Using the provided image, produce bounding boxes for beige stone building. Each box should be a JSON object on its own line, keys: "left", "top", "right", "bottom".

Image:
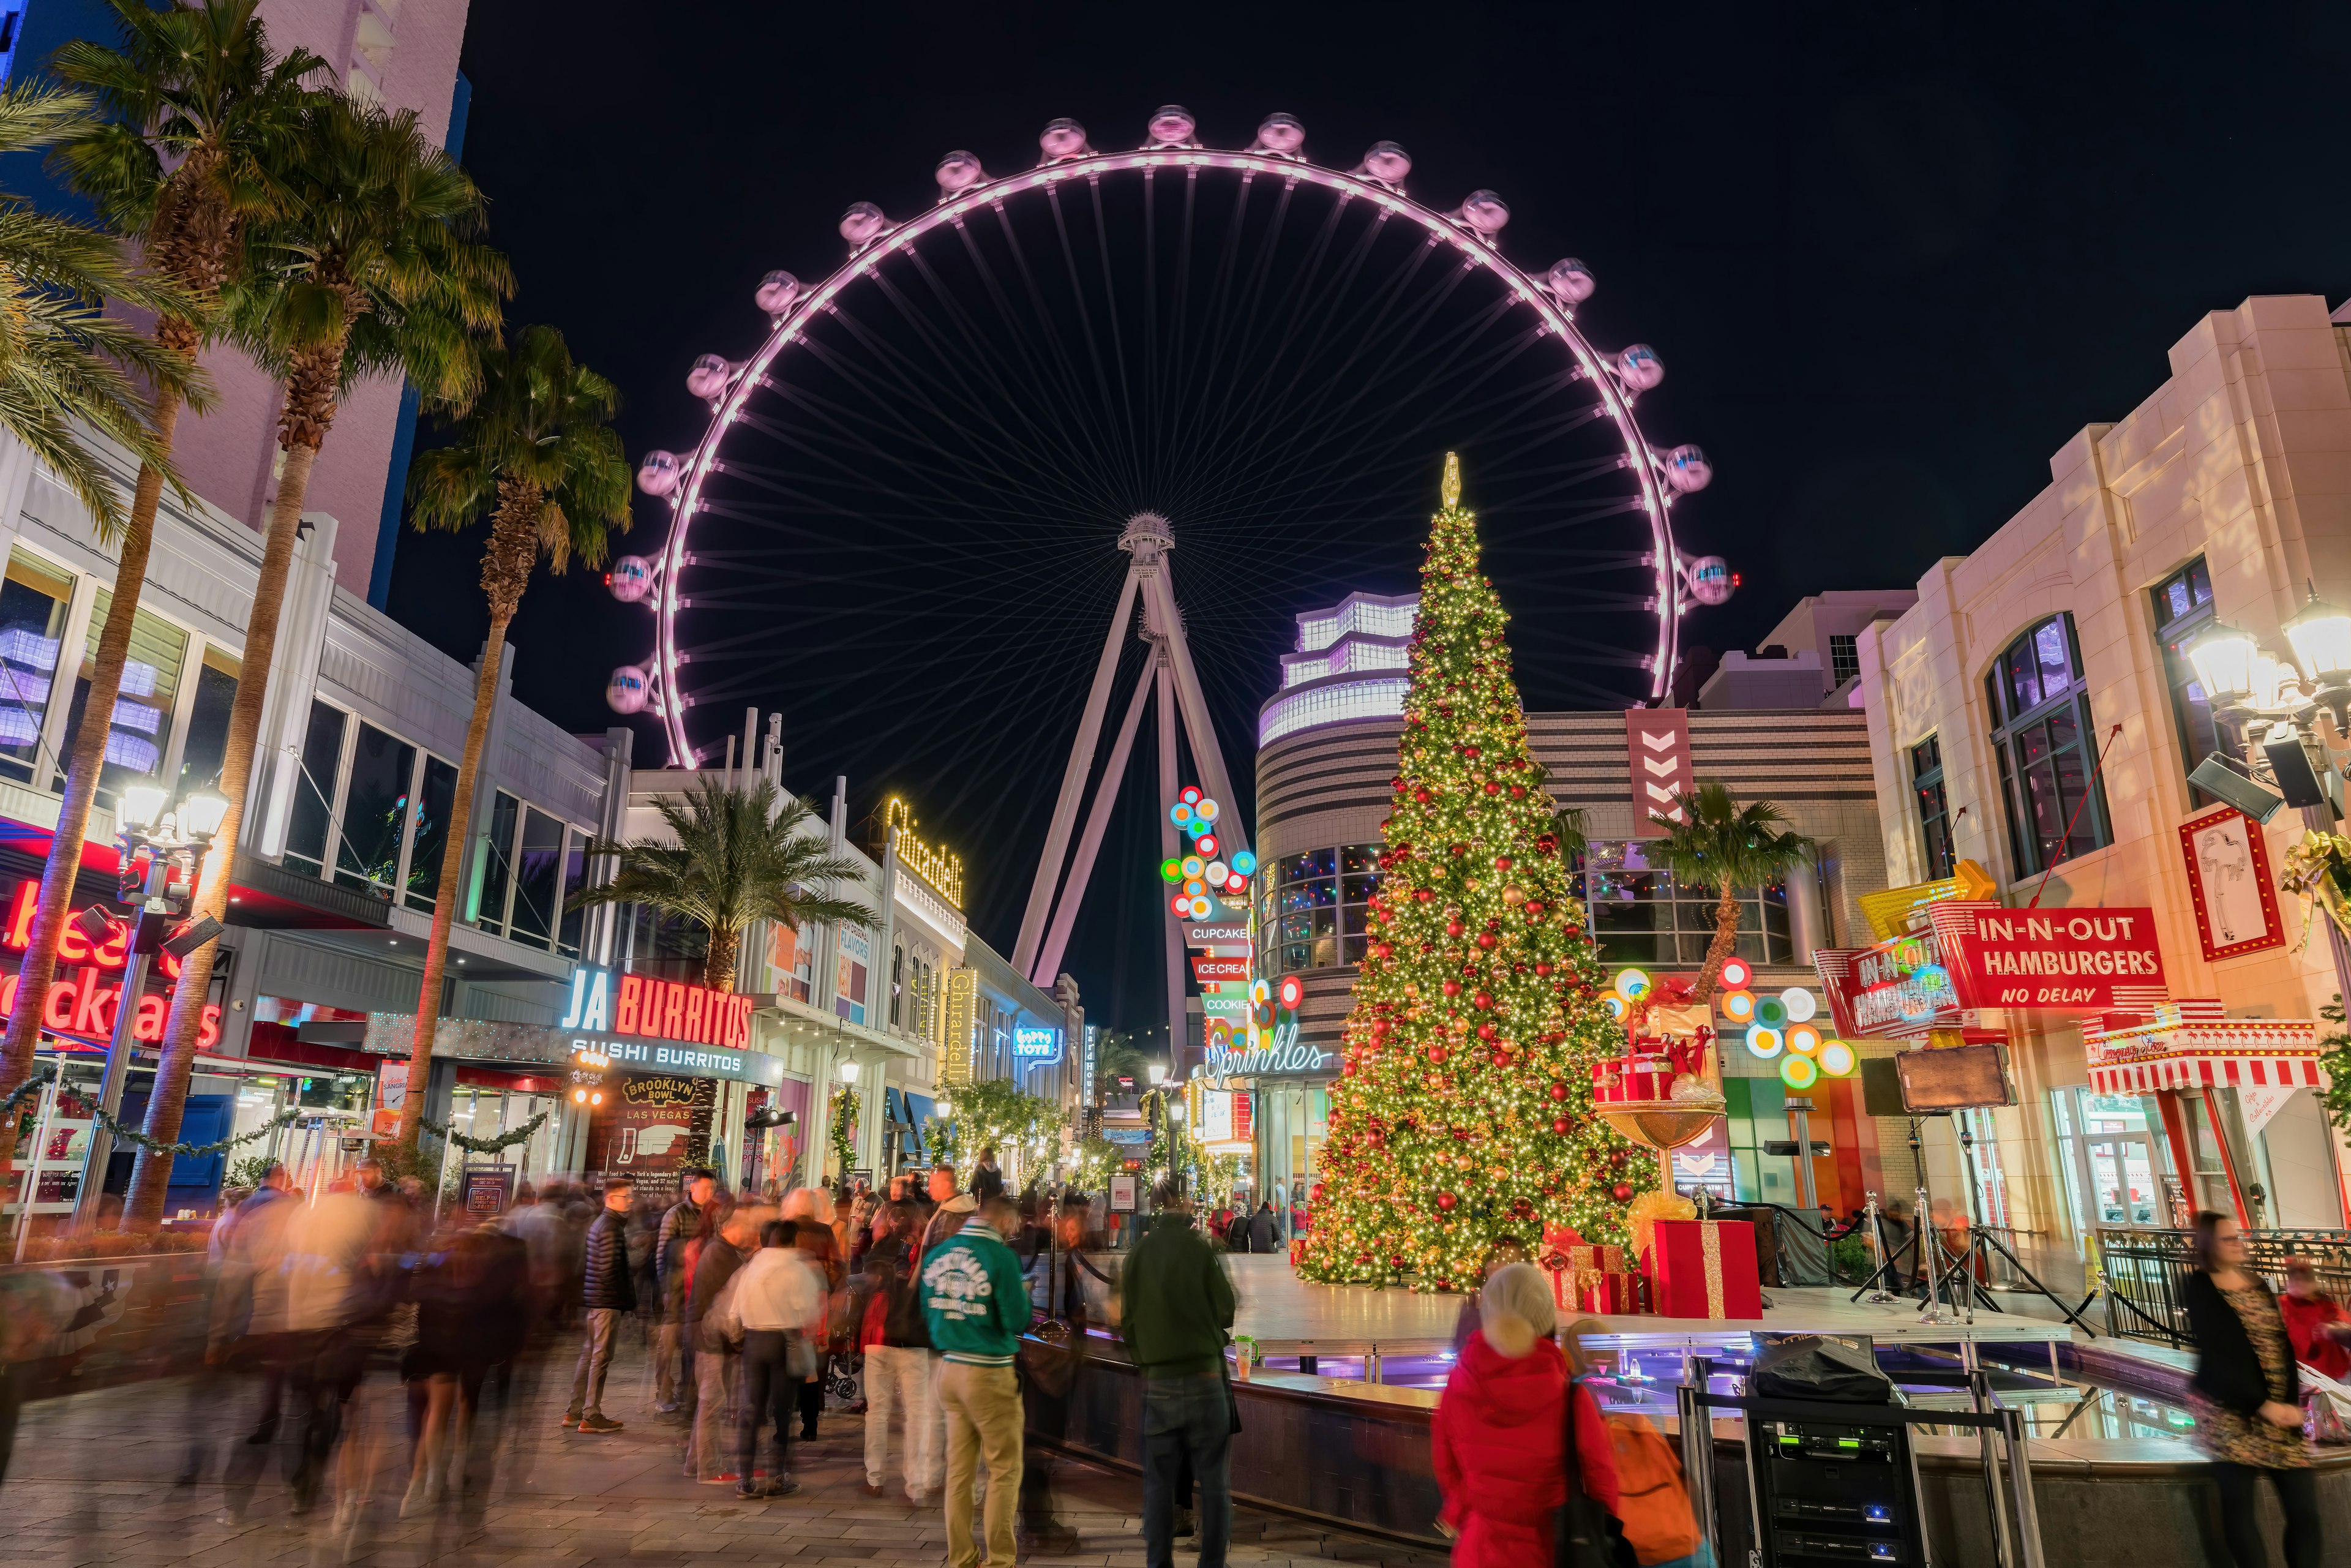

{"left": 1853, "top": 294, "right": 2351, "bottom": 1262}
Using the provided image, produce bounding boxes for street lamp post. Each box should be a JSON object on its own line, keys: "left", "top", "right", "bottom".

{"left": 71, "top": 786, "right": 228, "bottom": 1233}
{"left": 2184, "top": 587, "right": 2351, "bottom": 1011}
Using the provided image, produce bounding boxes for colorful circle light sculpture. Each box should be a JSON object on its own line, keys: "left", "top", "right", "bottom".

{"left": 1159, "top": 858, "right": 1182, "bottom": 883}
{"left": 1753, "top": 994, "right": 1788, "bottom": 1030}
{"left": 1224, "top": 874, "right": 1248, "bottom": 895}
{"left": 1602, "top": 993, "right": 1627, "bottom": 1020}
{"left": 1197, "top": 833, "right": 1218, "bottom": 858}
{"left": 1278, "top": 975, "right": 1305, "bottom": 1010}
{"left": 1232, "top": 849, "right": 1258, "bottom": 876}
{"left": 1250, "top": 978, "right": 1271, "bottom": 1005}
{"left": 1719, "top": 956, "right": 1753, "bottom": 990}
{"left": 1171, "top": 803, "right": 1194, "bottom": 826}
{"left": 1719, "top": 989, "right": 1758, "bottom": 1024}
{"left": 1786, "top": 1022, "right": 1823, "bottom": 1057}
{"left": 1614, "top": 967, "right": 1652, "bottom": 1002}
{"left": 1187, "top": 894, "right": 1212, "bottom": 918}
{"left": 1168, "top": 894, "right": 1191, "bottom": 915}
{"left": 1196, "top": 798, "right": 1220, "bottom": 823}
{"left": 1182, "top": 855, "right": 1205, "bottom": 879}
{"left": 629, "top": 110, "right": 1707, "bottom": 763}
{"left": 1180, "top": 786, "right": 1202, "bottom": 806}
{"left": 1780, "top": 1054, "right": 1820, "bottom": 1091}
{"left": 1780, "top": 987, "right": 1817, "bottom": 1023}
{"left": 1745, "top": 1025, "right": 1783, "bottom": 1059}
{"left": 1818, "top": 1040, "right": 1857, "bottom": 1078}
{"left": 1183, "top": 878, "right": 1206, "bottom": 896}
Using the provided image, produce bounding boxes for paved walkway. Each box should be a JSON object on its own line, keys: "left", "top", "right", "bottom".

{"left": 0, "top": 1332, "right": 1447, "bottom": 1568}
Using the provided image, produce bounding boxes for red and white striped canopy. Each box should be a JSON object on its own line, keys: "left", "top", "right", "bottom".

{"left": 2088, "top": 1052, "right": 2327, "bottom": 1097}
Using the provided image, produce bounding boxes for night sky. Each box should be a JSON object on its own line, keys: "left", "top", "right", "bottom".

{"left": 383, "top": 1, "right": 2351, "bottom": 1030}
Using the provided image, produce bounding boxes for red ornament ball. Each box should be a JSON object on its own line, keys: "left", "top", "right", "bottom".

{"left": 1414, "top": 788, "right": 1432, "bottom": 803}
{"left": 1436, "top": 1191, "right": 1459, "bottom": 1211}
{"left": 1374, "top": 942, "right": 1393, "bottom": 958}
{"left": 1548, "top": 1082, "right": 1569, "bottom": 1101}
{"left": 1535, "top": 962, "right": 1554, "bottom": 977}
{"left": 1310, "top": 1183, "right": 1327, "bottom": 1204}
{"left": 1483, "top": 782, "right": 1501, "bottom": 796}
{"left": 1445, "top": 920, "right": 1466, "bottom": 937}
{"left": 1611, "top": 1184, "right": 1634, "bottom": 1202}
{"left": 1472, "top": 990, "right": 1493, "bottom": 1010}
{"left": 1427, "top": 1046, "right": 1448, "bottom": 1065}
{"left": 1441, "top": 979, "right": 1462, "bottom": 997}
{"left": 1476, "top": 932, "right": 1498, "bottom": 950}
{"left": 1476, "top": 1022, "right": 1499, "bottom": 1041}
{"left": 1414, "top": 887, "right": 1434, "bottom": 903}
{"left": 1491, "top": 1051, "right": 1510, "bottom": 1066}
{"left": 1493, "top": 855, "right": 1514, "bottom": 871}
{"left": 1552, "top": 1116, "right": 1573, "bottom": 1135}
{"left": 1607, "top": 1148, "right": 1629, "bottom": 1169}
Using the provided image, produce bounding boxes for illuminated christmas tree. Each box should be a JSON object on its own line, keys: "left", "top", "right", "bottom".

{"left": 1299, "top": 454, "right": 1652, "bottom": 1290}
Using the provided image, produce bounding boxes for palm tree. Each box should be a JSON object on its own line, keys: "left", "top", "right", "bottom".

{"left": 122, "top": 94, "right": 509, "bottom": 1228}
{"left": 1646, "top": 780, "right": 1816, "bottom": 1001}
{"left": 569, "top": 779, "right": 876, "bottom": 994}
{"left": 0, "top": 78, "right": 217, "bottom": 1167}
{"left": 0, "top": 0, "right": 312, "bottom": 1142}
{"left": 394, "top": 324, "right": 630, "bottom": 1146}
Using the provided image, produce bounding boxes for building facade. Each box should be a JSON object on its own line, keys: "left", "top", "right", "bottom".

{"left": 1852, "top": 293, "right": 2351, "bottom": 1264}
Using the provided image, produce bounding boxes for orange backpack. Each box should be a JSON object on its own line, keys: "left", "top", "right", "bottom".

{"left": 1603, "top": 1411, "right": 1704, "bottom": 1564}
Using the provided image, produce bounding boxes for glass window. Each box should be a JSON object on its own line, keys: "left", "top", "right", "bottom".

{"left": 559, "top": 833, "right": 587, "bottom": 957}
{"left": 402, "top": 755, "right": 459, "bottom": 913}
{"left": 335, "top": 723, "right": 416, "bottom": 894}
{"left": 2149, "top": 558, "right": 2240, "bottom": 804}
{"left": 1829, "top": 633, "right": 1860, "bottom": 686}
{"left": 283, "top": 702, "right": 348, "bottom": 878}
{"left": 0, "top": 549, "right": 72, "bottom": 786}
{"left": 59, "top": 587, "right": 187, "bottom": 803}
{"left": 470, "top": 790, "right": 519, "bottom": 934}
{"left": 1573, "top": 838, "right": 1799, "bottom": 966}
{"left": 1910, "top": 735, "right": 1954, "bottom": 879}
{"left": 175, "top": 648, "right": 238, "bottom": 794}
{"left": 509, "top": 808, "right": 566, "bottom": 949}
{"left": 1984, "top": 613, "right": 2110, "bottom": 877}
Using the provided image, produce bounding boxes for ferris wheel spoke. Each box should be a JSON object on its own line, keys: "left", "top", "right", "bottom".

{"left": 988, "top": 200, "right": 1144, "bottom": 505}
{"left": 1159, "top": 168, "right": 1260, "bottom": 487}
{"left": 852, "top": 267, "right": 1120, "bottom": 510}
{"left": 800, "top": 302, "right": 1122, "bottom": 520}
{"left": 1043, "top": 182, "right": 1144, "bottom": 501}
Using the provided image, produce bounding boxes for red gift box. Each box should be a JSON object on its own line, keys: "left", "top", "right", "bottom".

{"left": 1288, "top": 1237, "right": 1306, "bottom": 1267}
{"left": 1646, "top": 1219, "right": 1761, "bottom": 1320}
{"left": 1589, "top": 1053, "right": 1676, "bottom": 1105}
{"left": 1578, "top": 1271, "right": 1643, "bottom": 1316}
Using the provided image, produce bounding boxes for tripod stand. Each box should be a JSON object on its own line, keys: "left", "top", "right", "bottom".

{"left": 1935, "top": 1116, "right": 2101, "bottom": 1334}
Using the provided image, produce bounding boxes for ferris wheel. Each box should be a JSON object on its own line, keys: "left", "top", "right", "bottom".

{"left": 610, "top": 106, "right": 1728, "bottom": 771}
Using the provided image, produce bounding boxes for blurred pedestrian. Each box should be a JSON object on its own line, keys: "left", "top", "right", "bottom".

{"left": 2279, "top": 1255, "right": 2351, "bottom": 1382}
{"left": 657, "top": 1170, "right": 716, "bottom": 1416}
{"left": 970, "top": 1146, "right": 1006, "bottom": 1204}
{"left": 1433, "top": 1263, "right": 1619, "bottom": 1568}
{"left": 784, "top": 1187, "right": 844, "bottom": 1440}
{"left": 1450, "top": 1236, "right": 1531, "bottom": 1353}
{"left": 565, "top": 1179, "right": 636, "bottom": 1433}
{"left": 924, "top": 1195, "right": 1030, "bottom": 1568}
{"left": 1120, "top": 1191, "right": 1235, "bottom": 1568}
{"left": 1248, "top": 1201, "right": 1277, "bottom": 1254}
{"left": 2184, "top": 1212, "right": 2320, "bottom": 1568}
{"left": 687, "top": 1204, "right": 756, "bottom": 1482}
{"left": 735, "top": 1214, "right": 822, "bottom": 1498}
{"left": 402, "top": 1220, "right": 527, "bottom": 1515}
{"left": 859, "top": 1203, "right": 936, "bottom": 1500}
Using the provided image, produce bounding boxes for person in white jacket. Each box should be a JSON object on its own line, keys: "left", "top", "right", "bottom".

{"left": 729, "top": 1217, "right": 827, "bottom": 1499}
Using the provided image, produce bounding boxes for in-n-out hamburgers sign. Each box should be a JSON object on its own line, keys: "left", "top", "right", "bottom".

{"left": 1815, "top": 901, "right": 2169, "bottom": 1035}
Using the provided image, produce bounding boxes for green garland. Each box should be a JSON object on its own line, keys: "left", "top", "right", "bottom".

{"left": 96, "top": 1105, "right": 302, "bottom": 1158}
{"left": 829, "top": 1087, "right": 858, "bottom": 1177}
{"left": 419, "top": 1108, "right": 549, "bottom": 1155}
{"left": 0, "top": 1063, "right": 58, "bottom": 1123}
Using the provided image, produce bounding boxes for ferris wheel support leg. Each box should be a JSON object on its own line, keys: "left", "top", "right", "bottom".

{"left": 1014, "top": 566, "right": 1142, "bottom": 976}
{"left": 1143, "top": 566, "right": 1246, "bottom": 853}
{"left": 1156, "top": 660, "right": 1192, "bottom": 1072}
{"left": 1030, "top": 664, "right": 1157, "bottom": 988}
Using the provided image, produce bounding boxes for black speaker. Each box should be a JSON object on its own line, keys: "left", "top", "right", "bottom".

{"left": 1860, "top": 1057, "right": 1908, "bottom": 1119}
{"left": 2263, "top": 732, "right": 2332, "bottom": 810}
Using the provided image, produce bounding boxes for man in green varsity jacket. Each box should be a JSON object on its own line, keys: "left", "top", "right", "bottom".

{"left": 922, "top": 1196, "right": 1029, "bottom": 1568}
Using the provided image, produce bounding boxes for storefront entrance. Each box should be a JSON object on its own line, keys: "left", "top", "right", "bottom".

{"left": 2053, "top": 1089, "right": 2171, "bottom": 1233}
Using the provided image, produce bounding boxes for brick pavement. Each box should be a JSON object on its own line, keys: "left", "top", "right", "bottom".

{"left": 0, "top": 1332, "right": 1449, "bottom": 1568}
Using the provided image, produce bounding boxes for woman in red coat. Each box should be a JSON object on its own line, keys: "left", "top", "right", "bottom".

{"left": 1433, "top": 1262, "right": 1620, "bottom": 1566}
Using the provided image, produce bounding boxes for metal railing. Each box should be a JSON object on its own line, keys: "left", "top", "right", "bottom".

{"left": 2095, "top": 1226, "right": 2351, "bottom": 1345}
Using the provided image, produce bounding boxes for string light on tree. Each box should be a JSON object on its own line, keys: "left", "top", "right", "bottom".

{"left": 1300, "top": 454, "right": 1651, "bottom": 1292}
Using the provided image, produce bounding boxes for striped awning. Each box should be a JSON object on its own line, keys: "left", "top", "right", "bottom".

{"left": 2089, "top": 1052, "right": 2327, "bottom": 1097}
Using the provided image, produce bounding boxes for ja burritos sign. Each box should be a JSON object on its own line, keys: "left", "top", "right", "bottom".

{"left": 1927, "top": 902, "right": 2168, "bottom": 1014}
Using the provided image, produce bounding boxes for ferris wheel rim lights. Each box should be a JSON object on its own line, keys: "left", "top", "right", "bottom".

{"left": 629, "top": 115, "right": 1706, "bottom": 765}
